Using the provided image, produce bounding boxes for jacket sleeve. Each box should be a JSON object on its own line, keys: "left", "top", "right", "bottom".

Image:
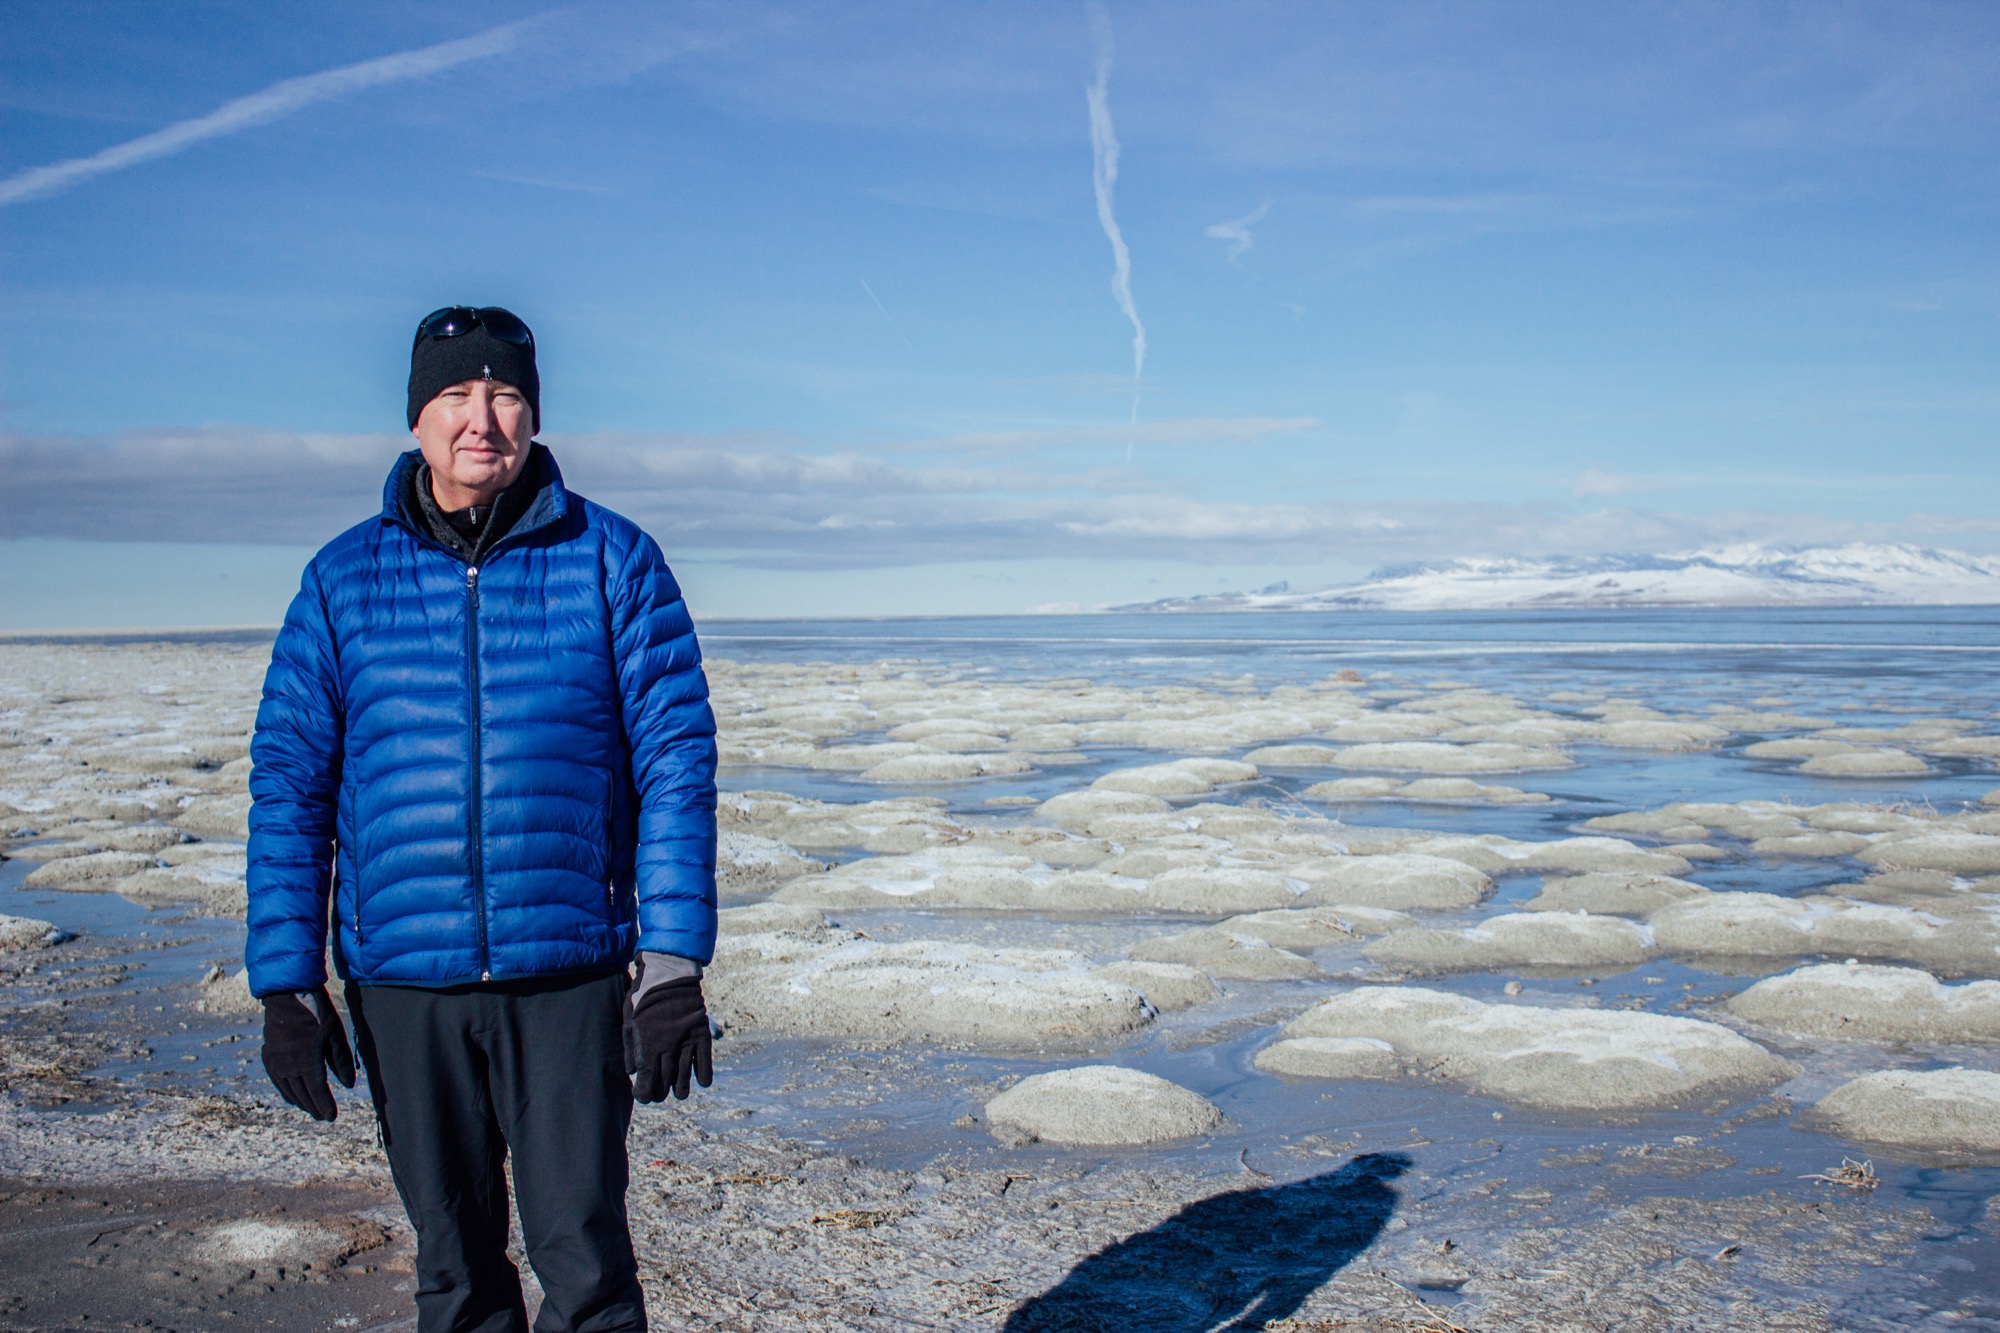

{"left": 610, "top": 531, "right": 719, "bottom": 963}
{"left": 245, "top": 564, "right": 344, "bottom": 996}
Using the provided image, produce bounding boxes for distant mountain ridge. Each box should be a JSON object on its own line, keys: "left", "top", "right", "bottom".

{"left": 1119, "top": 543, "right": 2000, "bottom": 612}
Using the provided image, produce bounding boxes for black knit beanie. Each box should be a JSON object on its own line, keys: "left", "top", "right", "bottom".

{"left": 407, "top": 310, "right": 541, "bottom": 430}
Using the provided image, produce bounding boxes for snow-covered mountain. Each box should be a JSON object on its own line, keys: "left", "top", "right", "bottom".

{"left": 1121, "top": 544, "right": 2000, "bottom": 612}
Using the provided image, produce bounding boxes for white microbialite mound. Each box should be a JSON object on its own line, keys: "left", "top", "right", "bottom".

{"left": 1522, "top": 873, "right": 1709, "bottom": 916}
{"left": 1362, "top": 911, "right": 1656, "bottom": 975}
{"left": 0, "top": 913, "right": 65, "bottom": 950}
{"left": 773, "top": 845, "right": 1070, "bottom": 911}
{"left": 1858, "top": 833, "right": 2000, "bottom": 876}
{"left": 1304, "top": 776, "right": 1552, "bottom": 805}
{"left": 984, "top": 1066, "right": 1223, "bottom": 1146}
{"left": 1727, "top": 963, "right": 2000, "bottom": 1043}
{"left": 1808, "top": 1068, "right": 2000, "bottom": 1158}
{"left": 702, "top": 918, "right": 1167, "bottom": 1048}
{"left": 1329, "top": 742, "right": 1575, "bottom": 774}
{"left": 1463, "top": 835, "right": 1697, "bottom": 876}
{"left": 1127, "top": 906, "right": 1411, "bottom": 982}
{"left": 199, "top": 1217, "right": 376, "bottom": 1272}
{"left": 1131, "top": 928, "right": 1321, "bottom": 981}
{"left": 195, "top": 966, "right": 261, "bottom": 1017}
{"left": 1291, "top": 855, "right": 1493, "bottom": 910}
{"left": 1091, "top": 962, "right": 1220, "bottom": 1012}
{"left": 1256, "top": 986, "right": 1796, "bottom": 1112}
{"left": 1798, "top": 750, "right": 1933, "bottom": 777}
{"left": 1648, "top": 892, "right": 2000, "bottom": 976}
{"left": 1219, "top": 905, "right": 1414, "bottom": 947}
{"left": 1090, "top": 759, "right": 1260, "bottom": 796}
{"left": 716, "top": 831, "right": 827, "bottom": 899}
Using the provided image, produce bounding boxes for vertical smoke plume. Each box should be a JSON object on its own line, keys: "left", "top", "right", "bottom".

{"left": 1086, "top": 4, "right": 1145, "bottom": 430}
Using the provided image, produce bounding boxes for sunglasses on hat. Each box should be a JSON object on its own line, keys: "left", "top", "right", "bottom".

{"left": 414, "top": 306, "right": 534, "bottom": 351}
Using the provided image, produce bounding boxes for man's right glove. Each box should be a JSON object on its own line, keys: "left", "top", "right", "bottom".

{"left": 624, "top": 974, "right": 714, "bottom": 1102}
{"left": 261, "top": 986, "right": 356, "bottom": 1122}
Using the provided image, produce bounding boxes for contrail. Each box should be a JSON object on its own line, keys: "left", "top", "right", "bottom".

{"left": 0, "top": 20, "right": 532, "bottom": 207}
{"left": 1086, "top": 4, "right": 1145, "bottom": 433}
{"left": 859, "top": 278, "right": 919, "bottom": 357}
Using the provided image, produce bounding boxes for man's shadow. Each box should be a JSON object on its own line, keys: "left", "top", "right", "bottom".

{"left": 1003, "top": 1152, "right": 1411, "bottom": 1333}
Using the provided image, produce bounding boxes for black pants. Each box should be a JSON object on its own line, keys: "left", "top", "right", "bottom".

{"left": 348, "top": 970, "right": 646, "bottom": 1333}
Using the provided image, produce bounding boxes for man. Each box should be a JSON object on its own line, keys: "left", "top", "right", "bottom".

{"left": 246, "top": 305, "right": 717, "bottom": 1333}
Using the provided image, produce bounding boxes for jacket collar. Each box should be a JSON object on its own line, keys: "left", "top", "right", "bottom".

{"left": 382, "top": 443, "right": 569, "bottom": 550}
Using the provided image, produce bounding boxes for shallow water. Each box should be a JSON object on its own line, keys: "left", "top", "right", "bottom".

{"left": 0, "top": 852, "right": 254, "bottom": 1099}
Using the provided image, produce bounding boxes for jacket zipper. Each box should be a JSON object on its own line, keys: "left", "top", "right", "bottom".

{"left": 467, "top": 564, "right": 491, "bottom": 981}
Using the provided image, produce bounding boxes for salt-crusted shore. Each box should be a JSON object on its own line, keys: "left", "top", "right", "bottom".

{"left": 4, "top": 639, "right": 2000, "bottom": 1328}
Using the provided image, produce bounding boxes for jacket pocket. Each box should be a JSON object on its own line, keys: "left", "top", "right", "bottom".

{"left": 340, "top": 781, "right": 368, "bottom": 944}
{"left": 595, "top": 764, "right": 619, "bottom": 921}
{"left": 348, "top": 850, "right": 373, "bottom": 945}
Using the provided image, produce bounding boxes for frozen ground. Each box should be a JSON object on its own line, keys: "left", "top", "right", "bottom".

{"left": 3, "top": 609, "right": 1999, "bottom": 1331}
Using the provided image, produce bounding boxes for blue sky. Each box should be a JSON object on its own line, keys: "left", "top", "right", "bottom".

{"left": 3, "top": 1, "right": 1998, "bottom": 623}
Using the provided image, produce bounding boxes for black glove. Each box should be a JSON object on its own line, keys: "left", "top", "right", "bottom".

{"left": 261, "top": 986, "right": 356, "bottom": 1121}
{"left": 624, "top": 975, "right": 714, "bottom": 1102}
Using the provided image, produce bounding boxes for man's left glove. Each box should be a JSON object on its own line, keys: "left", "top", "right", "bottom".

{"left": 624, "top": 973, "right": 714, "bottom": 1102}
{"left": 261, "top": 986, "right": 356, "bottom": 1122}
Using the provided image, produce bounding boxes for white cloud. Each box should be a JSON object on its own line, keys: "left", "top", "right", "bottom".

{"left": 1205, "top": 201, "right": 1271, "bottom": 261}
{"left": 1060, "top": 497, "right": 1334, "bottom": 542}
{"left": 4, "top": 425, "right": 1982, "bottom": 571}
{"left": 0, "top": 19, "right": 533, "bottom": 207}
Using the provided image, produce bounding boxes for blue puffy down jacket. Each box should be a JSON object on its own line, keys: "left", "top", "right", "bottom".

{"left": 244, "top": 446, "right": 718, "bottom": 996}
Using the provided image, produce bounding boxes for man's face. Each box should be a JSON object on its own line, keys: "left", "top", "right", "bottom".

{"left": 412, "top": 378, "right": 534, "bottom": 508}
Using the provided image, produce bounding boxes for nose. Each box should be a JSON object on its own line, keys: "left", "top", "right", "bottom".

{"left": 466, "top": 385, "right": 497, "bottom": 436}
